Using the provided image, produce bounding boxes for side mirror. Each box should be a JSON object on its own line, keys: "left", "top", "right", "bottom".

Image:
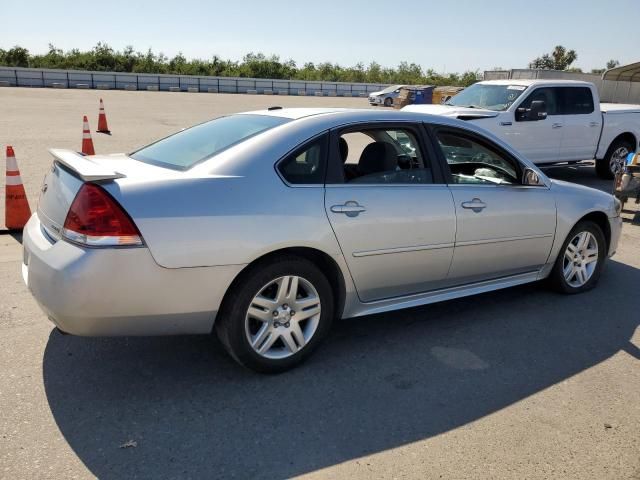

{"left": 516, "top": 100, "right": 548, "bottom": 121}
{"left": 523, "top": 168, "right": 545, "bottom": 186}
{"left": 529, "top": 100, "right": 548, "bottom": 120}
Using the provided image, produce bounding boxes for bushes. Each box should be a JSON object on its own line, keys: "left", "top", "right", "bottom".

{"left": 0, "top": 43, "right": 479, "bottom": 87}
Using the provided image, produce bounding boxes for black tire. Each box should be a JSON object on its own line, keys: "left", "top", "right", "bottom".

{"left": 215, "top": 255, "right": 334, "bottom": 373}
{"left": 596, "top": 138, "right": 634, "bottom": 179}
{"left": 384, "top": 97, "right": 393, "bottom": 107}
{"left": 548, "top": 221, "right": 606, "bottom": 294}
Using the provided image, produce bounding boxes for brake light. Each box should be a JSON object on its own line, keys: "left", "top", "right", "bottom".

{"left": 62, "top": 183, "right": 143, "bottom": 247}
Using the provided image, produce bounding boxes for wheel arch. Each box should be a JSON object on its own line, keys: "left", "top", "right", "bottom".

{"left": 602, "top": 132, "right": 637, "bottom": 159}
{"left": 575, "top": 211, "right": 611, "bottom": 252}
{"left": 214, "top": 246, "right": 347, "bottom": 329}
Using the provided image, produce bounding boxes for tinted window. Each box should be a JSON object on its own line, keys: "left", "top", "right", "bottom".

{"left": 436, "top": 130, "right": 520, "bottom": 185}
{"left": 278, "top": 136, "right": 326, "bottom": 184}
{"left": 337, "top": 127, "right": 434, "bottom": 184}
{"left": 559, "top": 87, "right": 594, "bottom": 114}
{"left": 518, "top": 87, "right": 559, "bottom": 116}
{"left": 446, "top": 83, "right": 526, "bottom": 111}
{"left": 131, "top": 114, "right": 289, "bottom": 170}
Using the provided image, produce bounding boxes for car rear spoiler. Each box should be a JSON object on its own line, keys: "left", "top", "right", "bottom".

{"left": 49, "top": 149, "right": 126, "bottom": 181}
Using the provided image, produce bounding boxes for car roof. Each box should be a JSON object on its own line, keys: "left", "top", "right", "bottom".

{"left": 239, "top": 108, "right": 353, "bottom": 119}
{"left": 191, "top": 107, "right": 541, "bottom": 177}
{"left": 239, "top": 107, "right": 462, "bottom": 125}
{"left": 479, "top": 79, "right": 594, "bottom": 87}
{"left": 237, "top": 107, "right": 494, "bottom": 137}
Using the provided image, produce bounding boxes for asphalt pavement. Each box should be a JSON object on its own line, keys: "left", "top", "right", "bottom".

{"left": 0, "top": 88, "right": 639, "bottom": 479}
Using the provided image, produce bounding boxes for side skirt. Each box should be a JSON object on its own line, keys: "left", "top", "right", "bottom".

{"left": 345, "top": 271, "right": 541, "bottom": 318}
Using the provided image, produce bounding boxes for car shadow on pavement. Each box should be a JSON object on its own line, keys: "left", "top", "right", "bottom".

{"left": 42, "top": 259, "right": 640, "bottom": 480}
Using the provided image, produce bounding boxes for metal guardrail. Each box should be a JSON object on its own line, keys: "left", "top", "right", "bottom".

{"left": 0, "top": 67, "right": 388, "bottom": 97}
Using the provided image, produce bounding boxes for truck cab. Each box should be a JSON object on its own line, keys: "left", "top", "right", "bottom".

{"left": 403, "top": 80, "right": 640, "bottom": 178}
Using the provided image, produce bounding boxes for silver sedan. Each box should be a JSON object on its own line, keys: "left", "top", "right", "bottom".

{"left": 22, "top": 108, "right": 623, "bottom": 372}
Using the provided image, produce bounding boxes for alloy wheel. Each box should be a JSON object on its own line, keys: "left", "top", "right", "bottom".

{"left": 562, "top": 231, "right": 599, "bottom": 288}
{"left": 245, "top": 275, "right": 321, "bottom": 359}
{"left": 609, "top": 146, "right": 629, "bottom": 176}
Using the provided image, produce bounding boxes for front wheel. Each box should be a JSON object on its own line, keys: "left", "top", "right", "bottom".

{"left": 596, "top": 139, "right": 633, "bottom": 179}
{"left": 384, "top": 97, "right": 393, "bottom": 107}
{"left": 215, "top": 256, "right": 334, "bottom": 373}
{"left": 548, "top": 221, "right": 606, "bottom": 294}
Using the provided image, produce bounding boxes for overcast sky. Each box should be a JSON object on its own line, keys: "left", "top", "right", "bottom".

{"left": 2, "top": 0, "right": 639, "bottom": 72}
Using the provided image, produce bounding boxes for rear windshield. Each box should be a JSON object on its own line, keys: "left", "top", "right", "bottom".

{"left": 131, "top": 114, "right": 290, "bottom": 170}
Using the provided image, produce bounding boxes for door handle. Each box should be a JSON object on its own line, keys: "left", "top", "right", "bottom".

{"left": 461, "top": 198, "right": 486, "bottom": 213}
{"left": 331, "top": 201, "right": 366, "bottom": 217}
{"left": 552, "top": 123, "right": 563, "bottom": 129}
{"left": 589, "top": 121, "right": 600, "bottom": 127}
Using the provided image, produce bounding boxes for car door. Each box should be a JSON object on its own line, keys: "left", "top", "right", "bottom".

{"left": 506, "top": 86, "right": 563, "bottom": 163}
{"left": 432, "top": 126, "right": 556, "bottom": 285}
{"left": 556, "top": 86, "right": 601, "bottom": 161}
{"left": 324, "top": 122, "right": 456, "bottom": 303}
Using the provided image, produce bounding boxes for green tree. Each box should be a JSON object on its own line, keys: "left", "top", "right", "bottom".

{"left": 591, "top": 59, "right": 621, "bottom": 75}
{"left": 529, "top": 45, "right": 577, "bottom": 70}
{"left": 3, "top": 46, "right": 30, "bottom": 67}
{"left": 606, "top": 59, "right": 620, "bottom": 70}
{"left": 0, "top": 43, "right": 482, "bottom": 87}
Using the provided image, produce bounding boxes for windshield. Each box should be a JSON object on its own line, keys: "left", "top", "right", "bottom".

{"left": 445, "top": 83, "right": 527, "bottom": 111}
{"left": 380, "top": 84, "right": 403, "bottom": 94}
{"left": 131, "top": 114, "right": 290, "bottom": 170}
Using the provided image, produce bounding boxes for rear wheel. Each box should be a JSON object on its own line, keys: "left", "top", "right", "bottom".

{"left": 596, "top": 139, "right": 633, "bottom": 179}
{"left": 215, "top": 256, "right": 334, "bottom": 373}
{"left": 548, "top": 221, "right": 606, "bottom": 294}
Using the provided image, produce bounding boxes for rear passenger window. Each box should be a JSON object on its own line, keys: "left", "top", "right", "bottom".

{"left": 559, "top": 87, "right": 594, "bottom": 114}
{"left": 336, "top": 127, "right": 434, "bottom": 184}
{"left": 278, "top": 136, "right": 326, "bottom": 185}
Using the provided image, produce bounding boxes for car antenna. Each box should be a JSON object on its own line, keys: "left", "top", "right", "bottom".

{"left": 267, "top": 106, "right": 283, "bottom": 111}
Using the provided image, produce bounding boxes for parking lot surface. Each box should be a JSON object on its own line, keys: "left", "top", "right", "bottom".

{"left": 1, "top": 88, "right": 639, "bottom": 479}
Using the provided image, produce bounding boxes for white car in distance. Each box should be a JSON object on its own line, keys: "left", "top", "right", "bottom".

{"left": 368, "top": 85, "right": 405, "bottom": 107}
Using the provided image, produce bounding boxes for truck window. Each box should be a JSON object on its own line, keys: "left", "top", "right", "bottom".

{"left": 559, "top": 87, "right": 594, "bottom": 115}
{"left": 517, "top": 88, "right": 559, "bottom": 116}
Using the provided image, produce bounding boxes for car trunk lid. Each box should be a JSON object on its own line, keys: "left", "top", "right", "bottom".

{"left": 38, "top": 150, "right": 128, "bottom": 240}
{"left": 38, "top": 149, "right": 185, "bottom": 241}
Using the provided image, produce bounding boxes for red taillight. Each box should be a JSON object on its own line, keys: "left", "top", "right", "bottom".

{"left": 62, "top": 183, "right": 143, "bottom": 247}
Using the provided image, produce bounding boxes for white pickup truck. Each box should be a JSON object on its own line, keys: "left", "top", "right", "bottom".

{"left": 403, "top": 79, "right": 640, "bottom": 178}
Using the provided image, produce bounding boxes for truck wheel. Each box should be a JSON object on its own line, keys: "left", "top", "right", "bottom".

{"left": 596, "top": 139, "right": 633, "bottom": 179}
{"left": 384, "top": 97, "right": 393, "bottom": 107}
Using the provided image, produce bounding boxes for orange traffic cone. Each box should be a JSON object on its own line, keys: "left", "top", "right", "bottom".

{"left": 96, "top": 98, "right": 111, "bottom": 134}
{"left": 5, "top": 146, "right": 32, "bottom": 230}
{"left": 81, "top": 116, "right": 95, "bottom": 155}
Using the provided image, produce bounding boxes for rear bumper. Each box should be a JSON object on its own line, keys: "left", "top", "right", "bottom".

{"left": 22, "top": 214, "right": 244, "bottom": 336}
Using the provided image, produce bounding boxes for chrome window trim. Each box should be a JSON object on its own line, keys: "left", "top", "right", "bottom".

{"left": 446, "top": 183, "right": 551, "bottom": 190}
{"left": 324, "top": 182, "right": 449, "bottom": 189}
